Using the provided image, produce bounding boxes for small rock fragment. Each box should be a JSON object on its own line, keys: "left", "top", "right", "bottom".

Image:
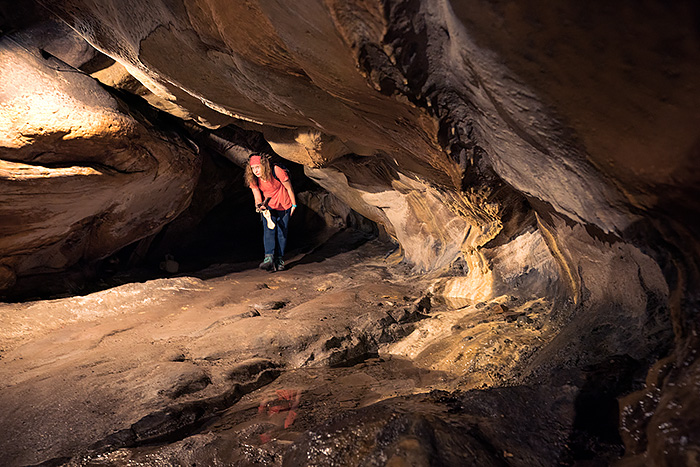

{"left": 227, "top": 358, "right": 279, "bottom": 383}
{"left": 242, "top": 309, "right": 261, "bottom": 318}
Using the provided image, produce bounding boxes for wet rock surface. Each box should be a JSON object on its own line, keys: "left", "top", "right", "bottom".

{"left": 0, "top": 237, "right": 413, "bottom": 465}
{"left": 1, "top": 1, "right": 699, "bottom": 465}
{"left": 284, "top": 386, "right": 577, "bottom": 467}
{"left": 0, "top": 236, "right": 632, "bottom": 466}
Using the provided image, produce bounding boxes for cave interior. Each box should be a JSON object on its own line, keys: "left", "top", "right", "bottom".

{"left": 0, "top": 1, "right": 699, "bottom": 466}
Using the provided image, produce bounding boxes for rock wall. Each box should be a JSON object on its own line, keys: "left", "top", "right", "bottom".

{"left": 0, "top": 30, "right": 200, "bottom": 291}
{"left": 1, "top": 0, "right": 699, "bottom": 463}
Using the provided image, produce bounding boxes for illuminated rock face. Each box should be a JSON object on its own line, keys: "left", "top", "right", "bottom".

{"left": 0, "top": 33, "right": 200, "bottom": 289}
{"left": 1, "top": 0, "right": 699, "bottom": 463}
{"left": 4, "top": 2, "right": 698, "bottom": 284}
{"left": 27, "top": 0, "right": 697, "bottom": 272}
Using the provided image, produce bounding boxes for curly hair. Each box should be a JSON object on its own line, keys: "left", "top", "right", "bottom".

{"left": 244, "top": 153, "right": 272, "bottom": 188}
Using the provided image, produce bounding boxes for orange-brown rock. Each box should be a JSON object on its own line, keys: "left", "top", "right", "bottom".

{"left": 1, "top": 1, "right": 699, "bottom": 465}
{"left": 0, "top": 36, "right": 200, "bottom": 289}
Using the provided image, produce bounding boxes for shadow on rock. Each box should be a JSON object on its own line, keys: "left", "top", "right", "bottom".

{"left": 283, "top": 385, "right": 577, "bottom": 467}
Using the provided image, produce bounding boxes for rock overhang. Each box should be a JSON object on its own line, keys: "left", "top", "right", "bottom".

{"left": 1, "top": 1, "right": 699, "bottom": 463}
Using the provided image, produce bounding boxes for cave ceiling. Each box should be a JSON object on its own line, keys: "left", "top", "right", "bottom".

{"left": 0, "top": 0, "right": 699, "bottom": 464}
{"left": 1, "top": 1, "right": 698, "bottom": 284}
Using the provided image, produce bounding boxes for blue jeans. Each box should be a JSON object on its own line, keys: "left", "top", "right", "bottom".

{"left": 262, "top": 208, "right": 290, "bottom": 259}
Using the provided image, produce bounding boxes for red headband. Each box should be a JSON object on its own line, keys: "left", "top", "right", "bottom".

{"left": 249, "top": 155, "right": 261, "bottom": 165}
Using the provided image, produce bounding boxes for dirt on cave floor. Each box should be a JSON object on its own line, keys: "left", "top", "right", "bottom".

{"left": 0, "top": 229, "right": 566, "bottom": 466}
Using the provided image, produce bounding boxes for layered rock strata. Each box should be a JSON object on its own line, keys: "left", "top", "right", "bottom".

{"left": 0, "top": 30, "right": 200, "bottom": 291}
{"left": 1, "top": 0, "right": 699, "bottom": 464}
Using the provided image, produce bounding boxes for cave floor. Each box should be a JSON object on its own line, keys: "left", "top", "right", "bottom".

{"left": 0, "top": 231, "right": 563, "bottom": 466}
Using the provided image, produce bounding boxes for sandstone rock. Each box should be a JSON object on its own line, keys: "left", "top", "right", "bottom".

{"left": 15, "top": 20, "right": 98, "bottom": 70}
{"left": 0, "top": 34, "right": 200, "bottom": 290}
{"left": 284, "top": 385, "right": 577, "bottom": 467}
{"left": 2, "top": 1, "right": 700, "bottom": 465}
{"left": 226, "top": 358, "right": 279, "bottom": 383}
{"left": 0, "top": 263, "right": 16, "bottom": 291}
{"left": 154, "top": 362, "right": 212, "bottom": 399}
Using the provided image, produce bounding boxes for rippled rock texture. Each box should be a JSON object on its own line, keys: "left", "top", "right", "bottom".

{"left": 0, "top": 23, "right": 200, "bottom": 291}
{"left": 1, "top": 0, "right": 699, "bottom": 465}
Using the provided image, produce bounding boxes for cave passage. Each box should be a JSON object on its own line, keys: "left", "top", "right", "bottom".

{"left": 1, "top": 1, "right": 699, "bottom": 465}
{"left": 3, "top": 156, "right": 380, "bottom": 302}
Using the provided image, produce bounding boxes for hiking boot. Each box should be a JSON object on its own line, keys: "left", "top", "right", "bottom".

{"left": 259, "top": 255, "right": 275, "bottom": 271}
{"left": 275, "top": 258, "right": 285, "bottom": 271}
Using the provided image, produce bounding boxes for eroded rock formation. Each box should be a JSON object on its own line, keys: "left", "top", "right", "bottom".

{"left": 1, "top": 0, "right": 699, "bottom": 465}
{"left": 0, "top": 24, "right": 200, "bottom": 291}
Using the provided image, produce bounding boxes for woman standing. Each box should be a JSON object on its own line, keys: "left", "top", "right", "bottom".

{"left": 245, "top": 154, "right": 297, "bottom": 271}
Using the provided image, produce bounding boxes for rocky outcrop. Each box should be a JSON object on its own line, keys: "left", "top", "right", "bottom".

{"left": 24, "top": 0, "right": 696, "bottom": 277}
{"left": 1, "top": 0, "right": 699, "bottom": 464}
{"left": 0, "top": 29, "right": 200, "bottom": 290}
